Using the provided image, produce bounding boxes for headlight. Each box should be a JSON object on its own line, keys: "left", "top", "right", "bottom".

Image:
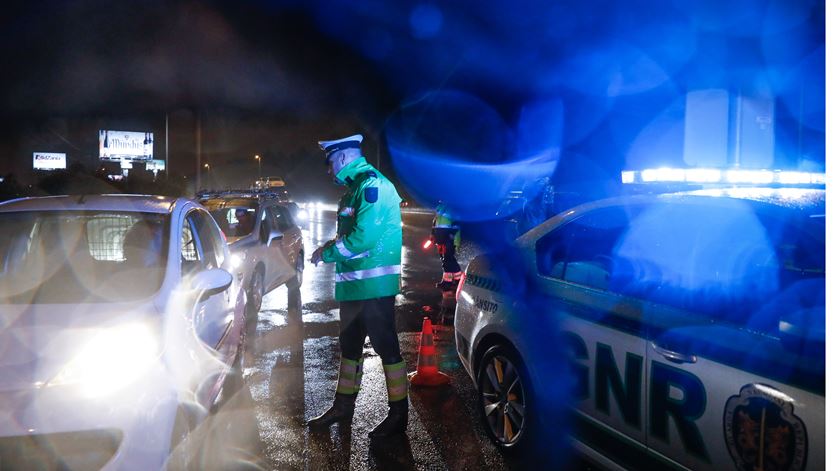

{"left": 229, "top": 253, "right": 244, "bottom": 269}
{"left": 50, "top": 324, "right": 161, "bottom": 398}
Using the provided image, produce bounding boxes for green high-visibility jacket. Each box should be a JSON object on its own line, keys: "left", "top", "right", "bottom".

{"left": 434, "top": 203, "right": 461, "bottom": 248}
{"left": 321, "top": 157, "right": 403, "bottom": 301}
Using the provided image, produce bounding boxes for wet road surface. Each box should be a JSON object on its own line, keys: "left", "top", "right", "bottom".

{"left": 195, "top": 209, "right": 589, "bottom": 470}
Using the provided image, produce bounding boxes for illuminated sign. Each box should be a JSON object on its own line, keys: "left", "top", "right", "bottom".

{"left": 33, "top": 152, "right": 67, "bottom": 170}
{"left": 98, "top": 130, "right": 153, "bottom": 161}
{"left": 146, "top": 159, "right": 166, "bottom": 171}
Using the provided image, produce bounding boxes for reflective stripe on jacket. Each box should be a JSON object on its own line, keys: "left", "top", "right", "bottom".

{"left": 321, "top": 157, "right": 402, "bottom": 301}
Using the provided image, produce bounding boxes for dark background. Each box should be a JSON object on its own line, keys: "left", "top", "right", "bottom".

{"left": 0, "top": 0, "right": 825, "bottom": 205}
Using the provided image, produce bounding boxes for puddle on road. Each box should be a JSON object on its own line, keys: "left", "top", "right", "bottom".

{"left": 302, "top": 308, "right": 340, "bottom": 324}
{"left": 261, "top": 310, "right": 288, "bottom": 328}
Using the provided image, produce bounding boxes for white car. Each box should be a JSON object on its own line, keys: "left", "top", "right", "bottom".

{"left": 0, "top": 194, "right": 247, "bottom": 470}
{"left": 197, "top": 191, "right": 304, "bottom": 317}
{"left": 455, "top": 188, "right": 825, "bottom": 470}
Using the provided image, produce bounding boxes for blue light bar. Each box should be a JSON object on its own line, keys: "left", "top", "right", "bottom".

{"left": 621, "top": 168, "right": 825, "bottom": 186}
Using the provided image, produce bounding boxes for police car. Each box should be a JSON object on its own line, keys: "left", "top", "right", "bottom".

{"left": 0, "top": 195, "right": 247, "bottom": 470}
{"left": 454, "top": 184, "right": 825, "bottom": 470}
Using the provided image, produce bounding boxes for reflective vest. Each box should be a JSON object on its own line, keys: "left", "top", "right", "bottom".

{"left": 434, "top": 203, "right": 461, "bottom": 247}
{"left": 321, "top": 158, "right": 402, "bottom": 301}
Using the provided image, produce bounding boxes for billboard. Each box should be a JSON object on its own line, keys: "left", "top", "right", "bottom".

{"left": 146, "top": 159, "right": 166, "bottom": 171}
{"left": 33, "top": 152, "right": 67, "bottom": 170}
{"left": 99, "top": 130, "right": 153, "bottom": 161}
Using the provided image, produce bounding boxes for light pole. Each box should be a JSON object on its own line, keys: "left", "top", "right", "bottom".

{"left": 255, "top": 154, "right": 261, "bottom": 180}
{"left": 204, "top": 163, "right": 211, "bottom": 186}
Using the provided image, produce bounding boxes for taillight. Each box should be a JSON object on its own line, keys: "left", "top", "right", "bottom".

{"left": 455, "top": 272, "right": 467, "bottom": 299}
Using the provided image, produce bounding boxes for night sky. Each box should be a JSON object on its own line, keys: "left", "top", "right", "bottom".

{"left": 0, "top": 0, "right": 826, "bottom": 205}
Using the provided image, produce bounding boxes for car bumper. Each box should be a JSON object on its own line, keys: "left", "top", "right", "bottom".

{"left": 0, "top": 369, "right": 181, "bottom": 471}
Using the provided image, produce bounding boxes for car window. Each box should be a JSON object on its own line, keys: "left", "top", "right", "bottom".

{"left": 258, "top": 208, "right": 271, "bottom": 242}
{"left": 0, "top": 211, "right": 168, "bottom": 303}
{"left": 535, "top": 200, "right": 825, "bottom": 336}
{"left": 182, "top": 210, "right": 225, "bottom": 276}
{"left": 535, "top": 207, "right": 631, "bottom": 291}
{"left": 181, "top": 214, "right": 200, "bottom": 274}
{"left": 194, "top": 210, "right": 225, "bottom": 269}
{"left": 270, "top": 206, "right": 293, "bottom": 230}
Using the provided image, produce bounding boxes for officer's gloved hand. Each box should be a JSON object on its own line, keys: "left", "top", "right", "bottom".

{"left": 310, "top": 246, "right": 325, "bottom": 266}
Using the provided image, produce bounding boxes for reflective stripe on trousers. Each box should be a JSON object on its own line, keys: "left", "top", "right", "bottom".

{"left": 383, "top": 361, "right": 408, "bottom": 402}
{"left": 336, "top": 357, "right": 363, "bottom": 395}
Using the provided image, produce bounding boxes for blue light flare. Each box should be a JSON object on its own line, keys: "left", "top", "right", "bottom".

{"left": 301, "top": 0, "right": 823, "bottom": 173}
{"left": 612, "top": 200, "right": 779, "bottom": 317}
{"left": 387, "top": 90, "right": 562, "bottom": 221}
{"left": 409, "top": 3, "right": 443, "bottom": 40}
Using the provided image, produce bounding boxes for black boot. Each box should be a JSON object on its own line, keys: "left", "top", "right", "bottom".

{"left": 368, "top": 399, "right": 408, "bottom": 438}
{"left": 307, "top": 393, "right": 356, "bottom": 427}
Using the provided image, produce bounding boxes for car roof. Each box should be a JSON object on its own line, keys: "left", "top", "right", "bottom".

{"left": 673, "top": 187, "right": 825, "bottom": 212}
{"left": 585, "top": 187, "right": 824, "bottom": 216}
{"left": 0, "top": 194, "right": 181, "bottom": 214}
{"left": 521, "top": 187, "right": 825, "bottom": 244}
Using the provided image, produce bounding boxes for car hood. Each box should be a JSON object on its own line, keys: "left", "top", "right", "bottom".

{"left": 0, "top": 301, "right": 160, "bottom": 392}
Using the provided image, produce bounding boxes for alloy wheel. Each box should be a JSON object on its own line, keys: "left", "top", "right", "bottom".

{"left": 480, "top": 352, "right": 527, "bottom": 446}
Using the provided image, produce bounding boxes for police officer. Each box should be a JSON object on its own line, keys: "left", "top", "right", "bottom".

{"left": 432, "top": 201, "right": 462, "bottom": 291}
{"left": 307, "top": 133, "right": 408, "bottom": 437}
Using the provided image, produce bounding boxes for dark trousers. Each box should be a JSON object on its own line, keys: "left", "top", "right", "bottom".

{"left": 432, "top": 227, "right": 462, "bottom": 274}
{"left": 339, "top": 295, "right": 403, "bottom": 365}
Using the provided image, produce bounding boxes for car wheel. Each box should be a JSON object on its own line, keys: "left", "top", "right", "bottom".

{"left": 247, "top": 270, "right": 264, "bottom": 317}
{"left": 286, "top": 252, "right": 304, "bottom": 289}
{"left": 477, "top": 344, "right": 533, "bottom": 451}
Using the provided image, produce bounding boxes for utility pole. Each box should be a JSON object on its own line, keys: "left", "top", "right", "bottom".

{"left": 195, "top": 111, "right": 202, "bottom": 191}
{"left": 165, "top": 112, "right": 169, "bottom": 175}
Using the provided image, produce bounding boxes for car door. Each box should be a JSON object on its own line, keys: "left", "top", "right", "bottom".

{"left": 257, "top": 205, "right": 286, "bottom": 289}
{"left": 255, "top": 206, "right": 282, "bottom": 289}
{"left": 532, "top": 206, "right": 649, "bottom": 461}
{"left": 632, "top": 202, "right": 826, "bottom": 471}
{"left": 271, "top": 205, "right": 300, "bottom": 269}
{"left": 181, "top": 209, "right": 233, "bottom": 351}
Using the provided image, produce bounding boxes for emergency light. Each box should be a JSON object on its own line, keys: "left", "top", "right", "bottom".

{"left": 622, "top": 168, "right": 825, "bottom": 186}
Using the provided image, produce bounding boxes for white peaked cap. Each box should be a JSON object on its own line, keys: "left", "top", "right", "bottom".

{"left": 318, "top": 134, "right": 363, "bottom": 154}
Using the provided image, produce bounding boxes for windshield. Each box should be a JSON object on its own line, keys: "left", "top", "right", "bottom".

{"left": 0, "top": 211, "right": 169, "bottom": 304}
{"left": 210, "top": 207, "right": 256, "bottom": 238}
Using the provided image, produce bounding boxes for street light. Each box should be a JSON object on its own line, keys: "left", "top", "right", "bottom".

{"left": 255, "top": 154, "right": 261, "bottom": 179}
{"left": 204, "top": 163, "right": 211, "bottom": 186}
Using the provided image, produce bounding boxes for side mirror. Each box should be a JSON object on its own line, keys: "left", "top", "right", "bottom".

{"left": 268, "top": 229, "right": 284, "bottom": 245}
{"left": 191, "top": 268, "right": 233, "bottom": 300}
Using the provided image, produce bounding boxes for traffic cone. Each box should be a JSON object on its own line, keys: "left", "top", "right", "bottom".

{"left": 408, "top": 317, "right": 450, "bottom": 387}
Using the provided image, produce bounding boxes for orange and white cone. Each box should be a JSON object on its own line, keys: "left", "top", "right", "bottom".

{"left": 408, "top": 317, "right": 450, "bottom": 387}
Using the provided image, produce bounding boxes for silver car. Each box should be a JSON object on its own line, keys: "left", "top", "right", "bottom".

{"left": 0, "top": 194, "right": 247, "bottom": 470}
{"left": 455, "top": 188, "right": 825, "bottom": 470}
{"left": 198, "top": 191, "right": 304, "bottom": 316}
